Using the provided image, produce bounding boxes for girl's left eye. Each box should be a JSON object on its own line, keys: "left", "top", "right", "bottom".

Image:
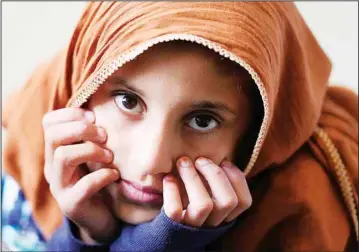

{"left": 115, "top": 94, "right": 143, "bottom": 114}
{"left": 187, "top": 115, "right": 219, "bottom": 132}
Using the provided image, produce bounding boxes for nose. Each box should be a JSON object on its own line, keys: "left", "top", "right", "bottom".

{"left": 129, "top": 116, "right": 177, "bottom": 177}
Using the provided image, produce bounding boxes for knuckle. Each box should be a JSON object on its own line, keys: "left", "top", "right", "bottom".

{"left": 220, "top": 197, "right": 239, "bottom": 211}
{"left": 79, "top": 176, "right": 97, "bottom": 195}
{"left": 87, "top": 142, "right": 98, "bottom": 154}
{"left": 75, "top": 121, "right": 91, "bottom": 140}
{"left": 58, "top": 193, "right": 81, "bottom": 216}
{"left": 44, "top": 128, "right": 57, "bottom": 147}
{"left": 79, "top": 186, "right": 92, "bottom": 198}
{"left": 44, "top": 126, "right": 63, "bottom": 150}
{"left": 83, "top": 175, "right": 97, "bottom": 187}
{"left": 53, "top": 146, "right": 69, "bottom": 165}
{"left": 79, "top": 120, "right": 91, "bottom": 134}
{"left": 165, "top": 207, "right": 182, "bottom": 222}
{"left": 56, "top": 195, "right": 66, "bottom": 209}
{"left": 59, "top": 199, "right": 75, "bottom": 215}
{"left": 67, "top": 108, "right": 83, "bottom": 120}
{"left": 196, "top": 200, "right": 214, "bottom": 215}
{"left": 242, "top": 195, "right": 253, "bottom": 210}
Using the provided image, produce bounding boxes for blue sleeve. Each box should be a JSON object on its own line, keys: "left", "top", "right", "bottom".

{"left": 110, "top": 208, "right": 235, "bottom": 252}
{"left": 45, "top": 217, "right": 109, "bottom": 252}
{"left": 46, "top": 209, "right": 235, "bottom": 252}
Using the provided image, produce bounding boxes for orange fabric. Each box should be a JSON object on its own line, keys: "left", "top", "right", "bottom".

{"left": 2, "top": 2, "right": 358, "bottom": 250}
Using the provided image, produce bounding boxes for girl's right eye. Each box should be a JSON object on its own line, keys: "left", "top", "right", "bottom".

{"left": 114, "top": 93, "right": 143, "bottom": 115}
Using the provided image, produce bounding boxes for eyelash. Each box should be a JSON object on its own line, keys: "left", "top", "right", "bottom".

{"left": 184, "top": 111, "right": 223, "bottom": 134}
{"left": 111, "top": 89, "right": 146, "bottom": 113}
{"left": 110, "top": 90, "right": 223, "bottom": 134}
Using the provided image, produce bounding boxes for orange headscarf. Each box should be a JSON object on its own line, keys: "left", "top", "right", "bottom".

{"left": 3, "top": 2, "right": 358, "bottom": 250}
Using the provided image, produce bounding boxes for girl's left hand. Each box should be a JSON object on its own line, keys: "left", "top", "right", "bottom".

{"left": 163, "top": 157, "right": 252, "bottom": 227}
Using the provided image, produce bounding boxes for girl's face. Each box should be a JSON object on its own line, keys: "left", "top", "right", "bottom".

{"left": 87, "top": 43, "right": 253, "bottom": 224}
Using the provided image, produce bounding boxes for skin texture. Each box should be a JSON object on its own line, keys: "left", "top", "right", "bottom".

{"left": 43, "top": 42, "right": 254, "bottom": 243}
{"left": 87, "top": 43, "right": 252, "bottom": 224}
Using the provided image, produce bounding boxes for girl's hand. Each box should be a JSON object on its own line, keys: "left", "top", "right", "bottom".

{"left": 42, "top": 108, "right": 120, "bottom": 244}
{"left": 163, "top": 157, "right": 252, "bottom": 227}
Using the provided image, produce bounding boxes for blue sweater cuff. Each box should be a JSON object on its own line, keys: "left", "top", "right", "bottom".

{"left": 110, "top": 208, "right": 235, "bottom": 251}
{"left": 46, "top": 217, "right": 109, "bottom": 251}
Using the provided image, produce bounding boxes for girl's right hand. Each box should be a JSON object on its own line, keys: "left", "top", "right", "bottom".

{"left": 42, "top": 108, "right": 120, "bottom": 244}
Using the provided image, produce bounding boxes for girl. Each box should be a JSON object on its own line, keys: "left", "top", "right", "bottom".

{"left": 2, "top": 2, "right": 358, "bottom": 251}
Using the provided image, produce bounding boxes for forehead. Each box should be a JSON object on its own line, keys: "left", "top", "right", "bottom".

{"left": 110, "top": 41, "right": 247, "bottom": 88}
{"left": 95, "top": 41, "right": 253, "bottom": 110}
{"left": 136, "top": 41, "right": 243, "bottom": 76}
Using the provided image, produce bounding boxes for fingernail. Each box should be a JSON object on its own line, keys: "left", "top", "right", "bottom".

{"left": 221, "top": 160, "right": 234, "bottom": 169}
{"left": 85, "top": 111, "right": 95, "bottom": 122}
{"left": 164, "top": 174, "right": 175, "bottom": 181}
{"left": 195, "top": 157, "right": 209, "bottom": 166}
{"left": 178, "top": 157, "right": 191, "bottom": 168}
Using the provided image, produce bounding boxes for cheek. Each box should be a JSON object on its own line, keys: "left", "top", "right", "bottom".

{"left": 185, "top": 131, "right": 240, "bottom": 165}
{"left": 91, "top": 102, "right": 134, "bottom": 171}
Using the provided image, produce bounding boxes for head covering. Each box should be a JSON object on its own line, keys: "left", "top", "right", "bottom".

{"left": 3, "top": 2, "right": 358, "bottom": 250}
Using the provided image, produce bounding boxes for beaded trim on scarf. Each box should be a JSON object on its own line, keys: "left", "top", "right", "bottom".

{"left": 313, "top": 127, "right": 359, "bottom": 241}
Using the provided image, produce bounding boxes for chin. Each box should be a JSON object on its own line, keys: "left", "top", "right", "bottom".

{"left": 113, "top": 200, "right": 161, "bottom": 224}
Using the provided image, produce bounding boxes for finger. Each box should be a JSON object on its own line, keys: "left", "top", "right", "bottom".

{"left": 194, "top": 158, "right": 238, "bottom": 227}
{"left": 177, "top": 157, "right": 213, "bottom": 227}
{"left": 44, "top": 120, "right": 107, "bottom": 161}
{"left": 221, "top": 160, "right": 252, "bottom": 222}
{"left": 42, "top": 108, "right": 94, "bottom": 128}
{"left": 177, "top": 176, "right": 190, "bottom": 209}
{"left": 63, "top": 168, "right": 119, "bottom": 211}
{"left": 163, "top": 175, "right": 183, "bottom": 223}
{"left": 50, "top": 142, "right": 113, "bottom": 188}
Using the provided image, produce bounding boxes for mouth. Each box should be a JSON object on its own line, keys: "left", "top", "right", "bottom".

{"left": 115, "top": 179, "right": 163, "bottom": 207}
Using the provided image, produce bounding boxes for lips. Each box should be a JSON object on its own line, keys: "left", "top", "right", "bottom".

{"left": 116, "top": 179, "right": 163, "bottom": 207}
{"left": 123, "top": 180, "right": 163, "bottom": 194}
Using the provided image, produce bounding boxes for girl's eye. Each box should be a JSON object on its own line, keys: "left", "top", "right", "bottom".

{"left": 115, "top": 94, "right": 143, "bottom": 114}
{"left": 187, "top": 115, "right": 218, "bottom": 132}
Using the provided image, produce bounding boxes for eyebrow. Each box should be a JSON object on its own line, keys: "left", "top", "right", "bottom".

{"left": 190, "top": 101, "right": 236, "bottom": 115}
{"left": 107, "top": 76, "right": 145, "bottom": 97}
